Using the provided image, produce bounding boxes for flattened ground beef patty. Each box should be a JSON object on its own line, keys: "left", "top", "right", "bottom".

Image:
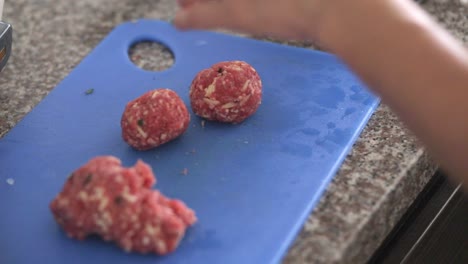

{"left": 50, "top": 156, "right": 197, "bottom": 255}
{"left": 121, "top": 89, "right": 190, "bottom": 150}
{"left": 190, "top": 61, "right": 262, "bottom": 124}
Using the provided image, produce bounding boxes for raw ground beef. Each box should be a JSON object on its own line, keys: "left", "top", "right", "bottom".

{"left": 50, "top": 156, "right": 197, "bottom": 255}
{"left": 189, "top": 61, "right": 262, "bottom": 124}
{"left": 121, "top": 89, "right": 190, "bottom": 151}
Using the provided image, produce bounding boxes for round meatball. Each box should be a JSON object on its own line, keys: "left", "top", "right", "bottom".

{"left": 189, "top": 61, "right": 262, "bottom": 124}
{"left": 121, "top": 89, "right": 190, "bottom": 151}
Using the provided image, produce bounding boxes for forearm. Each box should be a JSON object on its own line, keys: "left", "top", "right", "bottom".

{"left": 319, "top": 0, "right": 468, "bottom": 184}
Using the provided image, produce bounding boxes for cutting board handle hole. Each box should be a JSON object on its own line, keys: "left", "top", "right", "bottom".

{"left": 128, "top": 40, "right": 174, "bottom": 72}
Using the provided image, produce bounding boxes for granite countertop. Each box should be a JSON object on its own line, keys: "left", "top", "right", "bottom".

{"left": 1, "top": 0, "right": 466, "bottom": 263}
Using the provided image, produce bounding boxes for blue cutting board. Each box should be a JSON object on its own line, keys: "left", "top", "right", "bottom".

{"left": 0, "top": 20, "right": 378, "bottom": 264}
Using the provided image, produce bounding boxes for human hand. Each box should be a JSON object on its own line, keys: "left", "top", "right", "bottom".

{"left": 173, "top": 0, "right": 331, "bottom": 42}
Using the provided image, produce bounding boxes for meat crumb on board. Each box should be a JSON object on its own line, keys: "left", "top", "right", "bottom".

{"left": 84, "top": 88, "right": 94, "bottom": 95}
{"left": 50, "top": 156, "right": 196, "bottom": 255}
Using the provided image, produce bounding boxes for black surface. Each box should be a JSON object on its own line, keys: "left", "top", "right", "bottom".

{"left": 402, "top": 185, "right": 468, "bottom": 264}
{"left": 368, "top": 172, "right": 468, "bottom": 264}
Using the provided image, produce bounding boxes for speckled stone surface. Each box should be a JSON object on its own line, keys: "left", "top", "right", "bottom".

{"left": 0, "top": 0, "right": 466, "bottom": 263}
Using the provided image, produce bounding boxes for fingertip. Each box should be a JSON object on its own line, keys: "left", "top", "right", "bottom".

{"left": 173, "top": 10, "right": 189, "bottom": 29}
{"left": 174, "top": 2, "right": 230, "bottom": 31}
{"left": 177, "top": 0, "right": 197, "bottom": 8}
{"left": 177, "top": 0, "right": 187, "bottom": 8}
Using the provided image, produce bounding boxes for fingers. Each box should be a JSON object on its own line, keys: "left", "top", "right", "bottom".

{"left": 173, "top": 0, "right": 316, "bottom": 41}
{"left": 177, "top": 0, "right": 199, "bottom": 8}
{"left": 174, "top": 1, "right": 235, "bottom": 30}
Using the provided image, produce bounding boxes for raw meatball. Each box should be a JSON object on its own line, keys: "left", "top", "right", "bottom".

{"left": 189, "top": 61, "right": 262, "bottom": 124}
{"left": 121, "top": 89, "right": 190, "bottom": 151}
{"left": 50, "top": 156, "right": 197, "bottom": 255}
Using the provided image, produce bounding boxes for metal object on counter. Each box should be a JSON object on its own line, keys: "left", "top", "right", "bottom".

{"left": 0, "top": 0, "right": 12, "bottom": 72}
{"left": 0, "top": 21, "right": 12, "bottom": 72}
